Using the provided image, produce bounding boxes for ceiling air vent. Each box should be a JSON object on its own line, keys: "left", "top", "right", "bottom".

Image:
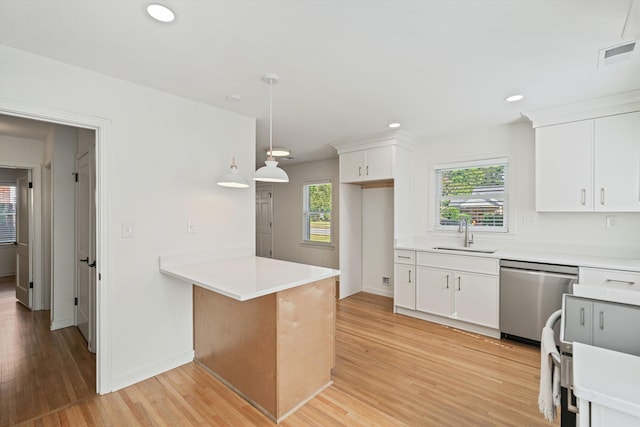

{"left": 598, "top": 40, "right": 638, "bottom": 68}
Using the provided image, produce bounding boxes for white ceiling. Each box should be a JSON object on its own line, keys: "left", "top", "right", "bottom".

{"left": 1, "top": 0, "right": 639, "bottom": 166}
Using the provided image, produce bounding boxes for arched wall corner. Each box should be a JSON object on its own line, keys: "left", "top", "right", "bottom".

{"left": 0, "top": 98, "right": 112, "bottom": 395}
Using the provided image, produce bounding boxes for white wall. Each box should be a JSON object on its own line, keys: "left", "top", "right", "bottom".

{"left": 0, "top": 45, "right": 256, "bottom": 391}
{"left": 412, "top": 120, "right": 640, "bottom": 253}
{"left": 49, "top": 125, "right": 77, "bottom": 330}
{"left": 274, "top": 158, "right": 339, "bottom": 268}
{"left": 362, "top": 187, "right": 394, "bottom": 297}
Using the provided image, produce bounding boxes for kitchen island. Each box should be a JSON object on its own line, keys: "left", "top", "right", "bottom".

{"left": 160, "top": 255, "right": 340, "bottom": 423}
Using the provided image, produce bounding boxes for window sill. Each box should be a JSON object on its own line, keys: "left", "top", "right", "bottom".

{"left": 300, "top": 241, "right": 335, "bottom": 250}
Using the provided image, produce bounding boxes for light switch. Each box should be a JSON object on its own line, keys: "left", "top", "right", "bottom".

{"left": 122, "top": 222, "right": 134, "bottom": 238}
{"left": 187, "top": 220, "right": 196, "bottom": 234}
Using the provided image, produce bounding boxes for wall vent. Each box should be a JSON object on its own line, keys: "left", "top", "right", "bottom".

{"left": 598, "top": 40, "right": 638, "bottom": 68}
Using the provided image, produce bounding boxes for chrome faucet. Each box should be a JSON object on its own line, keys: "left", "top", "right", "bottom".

{"left": 458, "top": 219, "right": 474, "bottom": 247}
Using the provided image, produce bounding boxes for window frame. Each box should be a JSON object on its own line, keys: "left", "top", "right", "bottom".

{"left": 434, "top": 157, "right": 509, "bottom": 233}
{"left": 0, "top": 181, "right": 18, "bottom": 245}
{"left": 301, "top": 179, "right": 334, "bottom": 247}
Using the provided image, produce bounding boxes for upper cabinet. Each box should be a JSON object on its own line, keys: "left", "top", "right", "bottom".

{"left": 339, "top": 145, "right": 394, "bottom": 183}
{"left": 535, "top": 111, "right": 640, "bottom": 212}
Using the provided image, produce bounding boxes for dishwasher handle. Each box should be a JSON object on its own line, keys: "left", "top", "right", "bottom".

{"left": 500, "top": 266, "right": 578, "bottom": 281}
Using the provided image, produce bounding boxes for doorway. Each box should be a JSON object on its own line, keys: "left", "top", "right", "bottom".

{"left": 256, "top": 183, "right": 273, "bottom": 258}
{"left": 0, "top": 103, "right": 110, "bottom": 395}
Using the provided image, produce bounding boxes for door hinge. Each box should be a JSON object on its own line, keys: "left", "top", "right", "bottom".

{"left": 74, "top": 297, "right": 78, "bottom": 306}
{"left": 73, "top": 173, "right": 78, "bottom": 182}
{"left": 270, "top": 250, "right": 272, "bottom": 257}
{"left": 29, "top": 281, "right": 33, "bottom": 289}
{"left": 28, "top": 182, "right": 33, "bottom": 189}
{"left": 269, "top": 192, "right": 272, "bottom": 199}
{"left": 99, "top": 273, "right": 102, "bottom": 281}
{"left": 270, "top": 222, "right": 272, "bottom": 228}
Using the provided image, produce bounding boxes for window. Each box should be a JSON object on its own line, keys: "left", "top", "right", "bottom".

{"left": 435, "top": 158, "right": 508, "bottom": 232}
{"left": 0, "top": 184, "right": 17, "bottom": 244}
{"left": 303, "top": 181, "right": 332, "bottom": 245}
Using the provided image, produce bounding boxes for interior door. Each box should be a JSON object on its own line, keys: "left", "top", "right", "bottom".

{"left": 255, "top": 184, "right": 273, "bottom": 258}
{"left": 76, "top": 148, "right": 96, "bottom": 352}
{"left": 15, "top": 174, "right": 31, "bottom": 308}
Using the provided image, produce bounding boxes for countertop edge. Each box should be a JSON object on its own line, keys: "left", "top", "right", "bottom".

{"left": 572, "top": 343, "right": 640, "bottom": 418}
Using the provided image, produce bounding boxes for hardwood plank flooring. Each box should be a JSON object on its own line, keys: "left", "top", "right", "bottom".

{"left": 4, "top": 287, "right": 556, "bottom": 426}
{"left": 0, "top": 279, "right": 96, "bottom": 427}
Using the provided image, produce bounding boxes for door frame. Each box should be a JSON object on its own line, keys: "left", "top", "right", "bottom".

{"left": 256, "top": 183, "right": 274, "bottom": 257}
{"left": 0, "top": 99, "right": 112, "bottom": 395}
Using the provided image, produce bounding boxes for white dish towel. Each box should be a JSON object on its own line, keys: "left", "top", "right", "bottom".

{"left": 538, "top": 326, "right": 561, "bottom": 422}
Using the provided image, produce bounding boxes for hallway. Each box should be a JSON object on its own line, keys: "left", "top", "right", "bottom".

{"left": 0, "top": 277, "right": 95, "bottom": 426}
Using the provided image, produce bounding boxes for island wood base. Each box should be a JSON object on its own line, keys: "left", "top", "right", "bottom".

{"left": 193, "top": 277, "right": 336, "bottom": 423}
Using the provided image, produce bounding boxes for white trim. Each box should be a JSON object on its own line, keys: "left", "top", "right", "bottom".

{"left": 111, "top": 350, "right": 194, "bottom": 392}
{"left": 362, "top": 287, "right": 393, "bottom": 298}
{"left": 522, "top": 89, "right": 640, "bottom": 128}
{"left": 0, "top": 98, "right": 112, "bottom": 395}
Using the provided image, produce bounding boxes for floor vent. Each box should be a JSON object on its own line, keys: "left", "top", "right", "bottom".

{"left": 598, "top": 40, "right": 638, "bottom": 68}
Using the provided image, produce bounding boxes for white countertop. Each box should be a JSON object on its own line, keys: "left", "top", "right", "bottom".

{"left": 395, "top": 238, "right": 640, "bottom": 272}
{"left": 160, "top": 255, "right": 340, "bottom": 301}
{"left": 573, "top": 342, "right": 640, "bottom": 418}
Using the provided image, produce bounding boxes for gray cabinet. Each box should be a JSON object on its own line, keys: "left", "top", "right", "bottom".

{"left": 564, "top": 296, "right": 640, "bottom": 356}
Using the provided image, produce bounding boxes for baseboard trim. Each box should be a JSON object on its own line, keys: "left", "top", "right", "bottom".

{"left": 395, "top": 306, "right": 500, "bottom": 339}
{"left": 111, "top": 350, "right": 195, "bottom": 392}
{"left": 362, "top": 287, "right": 393, "bottom": 298}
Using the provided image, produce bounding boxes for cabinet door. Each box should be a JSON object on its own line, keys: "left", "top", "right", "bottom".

{"left": 416, "top": 267, "right": 453, "bottom": 317}
{"left": 592, "top": 301, "right": 640, "bottom": 356}
{"left": 394, "top": 263, "right": 415, "bottom": 310}
{"left": 563, "top": 296, "right": 592, "bottom": 345}
{"left": 363, "top": 146, "right": 394, "bottom": 181}
{"left": 339, "top": 151, "right": 365, "bottom": 183}
{"left": 454, "top": 272, "right": 499, "bottom": 328}
{"left": 535, "top": 120, "right": 594, "bottom": 211}
{"left": 594, "top": 111, "right": 640, "bottom": 212}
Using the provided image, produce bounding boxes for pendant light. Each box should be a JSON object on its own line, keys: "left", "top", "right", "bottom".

{"left": 254, "top": 73, "right": 289, "bottom": 183}
{"left": 217, "top": 94, "right": 249, "bottom": 188}
{"left": 217, "top": 157, "right": 250, "bottom": 188}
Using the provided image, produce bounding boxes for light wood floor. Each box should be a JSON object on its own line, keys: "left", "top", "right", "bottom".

{"left": 1, "top": 283, "right": 556, "bottom": 426}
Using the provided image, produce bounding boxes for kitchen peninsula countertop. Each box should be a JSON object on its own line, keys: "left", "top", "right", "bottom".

{"left": 395, "top": 239, "right": 640, "bottom": 272}
{"left": 160, "top": 255, "right": 340, "bottom": 301}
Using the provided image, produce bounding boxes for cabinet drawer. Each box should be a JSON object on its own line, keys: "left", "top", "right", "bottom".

{"left": 395, "top": 250, "right": 415, "bottom": 265}
{"left": 417, "top": 252, "right": 498, "bottom": 275}
{"left": 579, "top": 267, "right": 640, "bottom": 290}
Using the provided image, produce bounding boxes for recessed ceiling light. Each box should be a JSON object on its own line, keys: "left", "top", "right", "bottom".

{"left": 388, "top": 122, "right": 401, "bottom": 128}
{"left": 505, "top": 94, "right": 524, "bottom": 102}
{"left": 146, "top": 4, "right": 175, "bottom": 22}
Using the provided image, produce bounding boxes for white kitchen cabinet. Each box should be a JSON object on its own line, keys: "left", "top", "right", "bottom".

{"left": 339, "top": 145, "right": 394, "bottom": 183}
{"left": 579, "top": 267, "right": 640, "bottom": 291}
{"left": 594, "top": 111, "right": 640, "bottom": 211}
{"left": 563, "top": 295, "right": 640, "bottom": 357}
{"left": 394, "top": 263, "right": 415, "bottom": 310}
{"left": 416, "top": 267, "right": 452, "bottom": 317}
{"left": 394, "top": 250, "right": 416, "bottom": 310}
{"left": 535, "top": 111, "right": 640, "bottom": 212}
{"left": 415, "top": 252, "right": 499, "bottom": 329}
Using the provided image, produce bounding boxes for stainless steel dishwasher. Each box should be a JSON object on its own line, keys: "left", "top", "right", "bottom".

{"left": 500, "top": 260, "right": 578, "bottom": 344}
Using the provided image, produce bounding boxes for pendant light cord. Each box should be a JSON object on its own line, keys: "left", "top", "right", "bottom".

{"left": 268, "top": 81, "right": 274, "bottom": 160}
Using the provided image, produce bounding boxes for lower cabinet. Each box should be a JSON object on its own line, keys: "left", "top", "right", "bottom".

{"left": 393, "top": 250, "right": 499, "bottom": 335}
{"left": 564, "top": 295, "right": 640, "bottom": 356}
{"left": 416, "top": 267, "right": 499, "bottom": 329}
{"left": 394, "top": 263, "right": 415, "bottom": 310}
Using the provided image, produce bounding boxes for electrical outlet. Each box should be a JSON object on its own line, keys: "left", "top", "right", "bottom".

{"left": 187, "top": 220, "right": 196, "bottom": 234}
{"left": 382, "top": 276, "right": 390, "bottom": 286}
{"left": 523, "top": 214, "right": 537, "bottom": 226}
{"left": 606, "top": 216, "right": 617, "bottom": 228}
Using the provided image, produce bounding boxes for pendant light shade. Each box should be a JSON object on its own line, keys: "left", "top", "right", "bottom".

{"left": 255, "top": 73, "right": 289, "bottom": 183}
{"left": 218, "top": 157, "right": 250, "bottom": 188}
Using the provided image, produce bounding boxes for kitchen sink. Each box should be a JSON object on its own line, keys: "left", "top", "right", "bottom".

{"left": 432, "top": 247, "right": 497, "bottom": 254}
